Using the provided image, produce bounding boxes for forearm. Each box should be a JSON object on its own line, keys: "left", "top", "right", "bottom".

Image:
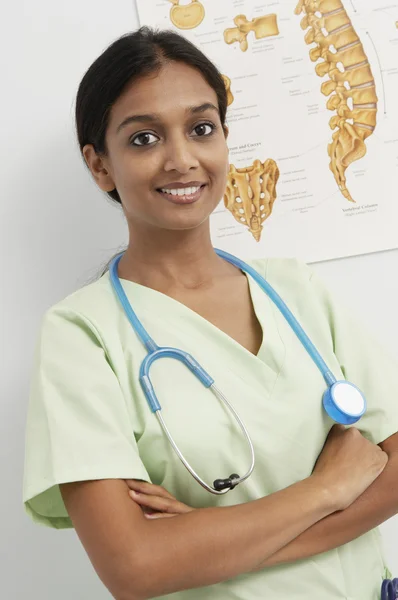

{"left": 129, "top": 476, "right": 334, "bottom": 600}
{"left": 253, "top": 452, "right": 398, "bottom": 570}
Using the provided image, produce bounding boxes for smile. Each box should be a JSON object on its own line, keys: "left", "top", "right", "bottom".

{"left": 157, "top": 184, "right": 206, "bottom": 204}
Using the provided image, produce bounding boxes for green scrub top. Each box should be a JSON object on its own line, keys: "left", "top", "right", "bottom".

{"left": 23, "top": 257, "right": 398, "bottom": 599}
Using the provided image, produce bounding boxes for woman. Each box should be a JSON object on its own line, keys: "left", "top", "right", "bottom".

{"left": 23, "top": 27, "right": 398, "bottom": 600}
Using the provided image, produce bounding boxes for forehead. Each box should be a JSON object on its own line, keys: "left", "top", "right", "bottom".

{"left": 109, "top": 61, "right": 218, "bottom": 126}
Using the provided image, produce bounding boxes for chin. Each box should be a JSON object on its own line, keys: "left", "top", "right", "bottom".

{"left": 162, "top": 214, "right": 211, "bottom": 232}
{"left": 155, "top": 202, "right": 218, "bottom": 231}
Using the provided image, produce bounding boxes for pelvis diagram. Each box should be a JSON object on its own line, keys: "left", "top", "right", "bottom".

{"left": 224, "top": 160, "right": 280, "bottom": 242}
{"left": 168, "top": 0, "right": 205, "bottom": 30}
{"left": 295, "top": 0, "right": 378, "bottom": 202}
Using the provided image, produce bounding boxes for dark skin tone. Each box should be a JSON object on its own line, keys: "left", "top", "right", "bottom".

{"left": 86, "top": 57, "right": 397, "bottom": 561}
{"left": 125, "top": 431, "right": 398, "bottom": 569}
{"left": 57, "top": 61, "right": 395, "bottom": 600}
{"left": 84, "top": 60, "right": 263, "bottom": 355}
{"left": 84, "top": 58, "right": 397, "bottom": 561}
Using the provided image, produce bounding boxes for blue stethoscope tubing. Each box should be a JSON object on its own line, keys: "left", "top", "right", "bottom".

{"left": 382, "top": 578, "right": 398, "bottom": 600}
{"left": 109, "top": 248, "right": 366, "bottom": 494}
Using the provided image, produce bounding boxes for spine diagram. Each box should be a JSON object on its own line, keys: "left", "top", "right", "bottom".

{"left": 168, "top": 0, "right": 205, "bottom": 30}
{"left": 224, "top": 159, "right": 280, "bottom": 242}
{"left": 295, "top": 0, "right": 378, "bottom": 202}
{"left": 224, "top": 14, "right": 279, "bottom": 52}
{"left": 221, "top": 74, "right": 234, "bottom": 106}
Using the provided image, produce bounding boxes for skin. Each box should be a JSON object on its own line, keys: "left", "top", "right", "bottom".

{"left": 83, "top": 60, "right": 263, "bottom": 355}
{"left": 59, "top": 60, "right": 394, "bottom": 600}
{"left": 126, "top": 431, "right": 398, "bottom": 569}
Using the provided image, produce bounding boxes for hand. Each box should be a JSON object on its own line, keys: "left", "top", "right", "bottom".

{"left": 311, "top": 424, "right": 388, "bottom": 511}
{"left": 126, "top": 479, "right": 194, "bottom": 519}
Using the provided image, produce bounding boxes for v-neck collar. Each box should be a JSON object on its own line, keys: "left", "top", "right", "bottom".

{"left": 104, "top": 258, "right": 286, "bottom": 387}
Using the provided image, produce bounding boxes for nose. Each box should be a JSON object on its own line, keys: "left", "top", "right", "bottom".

{"left": 163, "top": 136, "right": 200, "bottom": 174}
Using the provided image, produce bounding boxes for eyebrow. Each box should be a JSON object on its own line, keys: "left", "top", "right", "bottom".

{"left": 116, "top": 102, "right": 219, "bottom": 134}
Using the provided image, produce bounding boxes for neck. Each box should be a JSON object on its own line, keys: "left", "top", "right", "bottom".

{"left": 117, "top": 220, "right": 235, "bottom": 291}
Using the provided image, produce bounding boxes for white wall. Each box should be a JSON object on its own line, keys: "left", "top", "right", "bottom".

{"left": 2, "top": 1, "right": 397, "bottom": 597}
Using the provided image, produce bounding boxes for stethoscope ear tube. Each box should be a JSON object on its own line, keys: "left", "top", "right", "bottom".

{"left": 139, "top": 347, "right": 214, "bottom": 412}
{"left": 154, "top": 383, "right": 255, "bottom": 495}
{"left": 109, "top": 249, "right": 367, "bottom": 494}
{"left": 214, "top": 248, "right": 367, "bottom": 426}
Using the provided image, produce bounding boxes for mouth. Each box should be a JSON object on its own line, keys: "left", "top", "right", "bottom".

{"left": 156, "top": 184, "right": 206, "bottom": 205}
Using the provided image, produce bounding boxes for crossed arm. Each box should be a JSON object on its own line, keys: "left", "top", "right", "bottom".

{"left": 61, "top": 431, "right": 398, "bottom": 599}
{"left": 255, "top": 432, "right": 398, "bottom": 568}
{"left": 128, "top": 432, "right": 398, "bottom": 569}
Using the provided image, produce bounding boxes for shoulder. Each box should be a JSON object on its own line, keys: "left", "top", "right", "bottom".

{"left": 38, "top": 272, "right": 118, "bottom": 338}
{"left": 245, "top": 256, "right": 329, "bottom": 317}
{"left": 246, "top": 256, "right": 314, "bottom": 289}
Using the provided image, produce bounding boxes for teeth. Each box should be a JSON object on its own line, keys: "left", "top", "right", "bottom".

{"left": 161, "top": 186, "right": 201, "bottom": 196}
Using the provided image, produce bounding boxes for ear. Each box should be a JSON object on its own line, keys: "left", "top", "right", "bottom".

{"left": 223, "top": 124, "right": 229, "bottom": 139}
{"left": 82, "top": 144, "right": 116, "bottom": 193}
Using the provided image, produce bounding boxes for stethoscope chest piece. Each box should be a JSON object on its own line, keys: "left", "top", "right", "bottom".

{"left": 323, "top": 381, "right": 366, "bottom": 425}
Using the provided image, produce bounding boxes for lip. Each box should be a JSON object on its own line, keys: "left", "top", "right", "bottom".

{"left": 157, "top": 184, "right": 206, "bottom": 205}
{"left": 157, "top": 181, "right": 205, "bottom": 189}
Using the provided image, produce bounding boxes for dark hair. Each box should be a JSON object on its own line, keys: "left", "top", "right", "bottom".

{"left": 75, "top": 26, "right": 228, "bottom": 207}
{"left": 76, "top": 27, "right": 228, "bottom": 281}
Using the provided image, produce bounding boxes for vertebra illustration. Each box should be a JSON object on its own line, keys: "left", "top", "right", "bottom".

{"left": 168, "top": 0, "right": 205, "bottom": 30}
{"left": 222, "top": 74, "right": 234, "bottom": 106}
{"left": 224, "top": 159, "right": 280, "bottom": 242}
{"left": 224, "top": 14, "right": 279, "bottom": 52}
{"left": 295, "top": 0, "right": 378, "bottom": 202}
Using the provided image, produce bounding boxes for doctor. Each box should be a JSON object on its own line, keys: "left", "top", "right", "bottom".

{"left": 23, "top": 26, "right": 398, "bottom": 600}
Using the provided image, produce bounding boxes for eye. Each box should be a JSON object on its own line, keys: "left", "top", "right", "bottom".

{"left": 130, "top": 132, "right": 159, "bottom": 146}
{"left": 192, "top": 122, "right": 216, "bottom": 137}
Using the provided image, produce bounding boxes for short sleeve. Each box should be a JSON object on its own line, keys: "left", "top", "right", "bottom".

{"left": 23, "top": 306, "right": 150, "bottom": 529}
{"left": 306, "top": 264, "right": 398, "bottom": 445}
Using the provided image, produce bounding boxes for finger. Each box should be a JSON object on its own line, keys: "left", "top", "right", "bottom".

{"left": 125, "top": 480, "right": 175, "bottom": 500}
{"left": 129, "top": 490, "right": 185, "bottom": 513}
{"left": 145, "top": 512, "right": 178, "bottom": 519}
{"left": 329, "top": 424, "right": 346, "bottom": 436}
{"left": 333, "top": 424, "right": 346, "bottom": 432}
{"left": 129, "top": 490, "right": 178, "bottom": 512}
{"left": 129, "top": 490, "right": 191, "bottom": 514}
{"left": 141, "top": 506, "right": 155, "bottom": 515}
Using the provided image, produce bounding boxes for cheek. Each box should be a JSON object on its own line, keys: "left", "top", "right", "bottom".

{"left": 212, "top": 154, "right": 229, "bottom": 191}
{"left": 208, "top": 142, "right": 229, "bottom": 179}
{"left": 120, "top": 150, "right": 159, "bottom": 183}
{"left": 112, "top": 154, "right": 138, "bottom": 186}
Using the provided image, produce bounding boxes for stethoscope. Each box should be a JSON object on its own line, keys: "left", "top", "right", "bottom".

{"left": 109, "top": 249, "right": 366, "bottom": 495}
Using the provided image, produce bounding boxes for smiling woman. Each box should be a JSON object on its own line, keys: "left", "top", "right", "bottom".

{"left": 22, "top": 25, "right": 398, "bottom": 600}
{"left": 83, "top": 55, "right": 230, "bottom": 257}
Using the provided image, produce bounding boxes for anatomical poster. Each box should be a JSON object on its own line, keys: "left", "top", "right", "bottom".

{"left": 135, "top": 0, "right": 398, "bottom": 263}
